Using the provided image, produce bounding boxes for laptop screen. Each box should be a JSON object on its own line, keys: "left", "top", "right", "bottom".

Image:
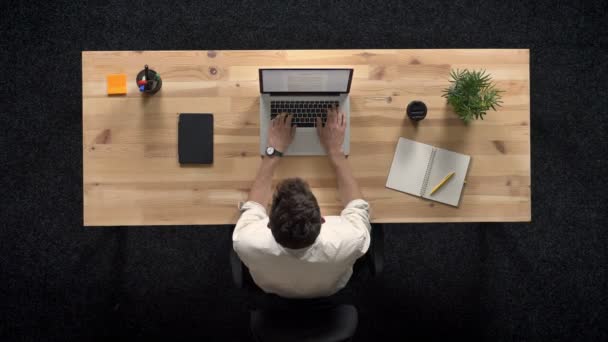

{"left": 260, "top": 69, "right": 353, "bottom": 93}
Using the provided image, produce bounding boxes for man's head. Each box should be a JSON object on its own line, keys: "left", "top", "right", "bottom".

{"left": 269, "top": 178, "right": 322, "bottom": 249}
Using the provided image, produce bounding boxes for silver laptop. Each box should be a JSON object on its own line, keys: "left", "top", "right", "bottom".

{"left": 259, "top": 68, "right": 353, "bottom": 156}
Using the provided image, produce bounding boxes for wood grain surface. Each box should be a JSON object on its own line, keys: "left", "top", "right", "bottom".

{"left": 82, "top": 49, "right": 531, "bottom": 226}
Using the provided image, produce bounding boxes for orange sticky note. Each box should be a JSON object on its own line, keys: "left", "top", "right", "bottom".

{"left": 106, "top": 74, "right": 127, "bottom": 95}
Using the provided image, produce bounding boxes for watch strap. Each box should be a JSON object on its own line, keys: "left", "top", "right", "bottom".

{"left": 265, "top": 146, "right": 283, "bottom": 157}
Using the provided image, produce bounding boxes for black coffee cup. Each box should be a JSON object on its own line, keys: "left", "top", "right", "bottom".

{"left": 406, "top": 101, "right": 427, "bottom": 121}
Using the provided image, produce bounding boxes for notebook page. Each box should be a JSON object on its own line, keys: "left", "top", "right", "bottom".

{"left": 421, "top": 148, "right": 470, "bottom": 206}
{"left": 386, "top": 138, "right": 435, "bottom": 197}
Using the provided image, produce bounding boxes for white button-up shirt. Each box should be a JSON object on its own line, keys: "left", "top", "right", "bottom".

{"left": 232, "top": 199, "right": 371, "bottom": 299}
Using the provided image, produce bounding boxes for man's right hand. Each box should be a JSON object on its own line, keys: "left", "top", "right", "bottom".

{"left": 316, "top": 105, "right": 346, "bottom": 158}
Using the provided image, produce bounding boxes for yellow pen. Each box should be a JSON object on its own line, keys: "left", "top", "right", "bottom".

{"left": 430, "top": 172, "right": 455, "bottom": 195}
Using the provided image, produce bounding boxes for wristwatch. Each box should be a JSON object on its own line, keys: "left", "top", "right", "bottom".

{"left": 265, "top": 146, "right": 284, "bottom": 157}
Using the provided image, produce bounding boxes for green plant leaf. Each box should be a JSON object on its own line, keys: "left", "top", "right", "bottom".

{"left": 442, "top": 69, "right": 504, "bottom": 123}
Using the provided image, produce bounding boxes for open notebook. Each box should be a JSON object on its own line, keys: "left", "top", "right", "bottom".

{"left": 386, "top": 138, "right": 471, "bottom": 207}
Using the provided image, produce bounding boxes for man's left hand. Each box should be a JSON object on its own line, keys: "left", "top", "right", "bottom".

{"left": 267, "top": 113, "right": 296, "bottom": 152}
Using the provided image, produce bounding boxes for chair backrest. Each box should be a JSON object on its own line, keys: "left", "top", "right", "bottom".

{"left": 230, "top": 224, "right": 385, "bottom": 341}
{"left": 250, "top": 303, "right": 358, "bottom": 342}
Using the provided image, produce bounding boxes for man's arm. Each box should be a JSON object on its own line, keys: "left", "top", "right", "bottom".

{"left": 328, "top": 153, "right": 363, "bottom": 207}
{"left": 248, "top": 157, "right": 281, "bottom": 206}
{"left": 316, "top": 107, "right": 363, "bottom": 206}
{"left": 247, "top": 113, "right": 295, "bottom": 207}
{"left": 317, "top": 107, "right": 370, "bottom": 257}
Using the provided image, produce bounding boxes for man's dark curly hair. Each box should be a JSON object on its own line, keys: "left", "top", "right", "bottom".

{"left": 269, "top": 178, "right": 322, "bottom": 249}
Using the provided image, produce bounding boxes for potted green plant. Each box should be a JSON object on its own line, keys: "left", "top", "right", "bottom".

{"left": 442, "top": 69, "right": 503, "bottom": 123}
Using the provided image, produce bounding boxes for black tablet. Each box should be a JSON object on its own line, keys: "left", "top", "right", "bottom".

{"left": 178, "top": 113, "right": 213, "bottom": 164}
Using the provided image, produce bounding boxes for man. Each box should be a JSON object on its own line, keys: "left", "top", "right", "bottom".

{"left": 232, "top": 107, "right": 371, "bottom": 299}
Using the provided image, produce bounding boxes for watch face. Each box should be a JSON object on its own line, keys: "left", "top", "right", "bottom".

{"left": 266, "top": 147, "right": 275, "bottom": 155}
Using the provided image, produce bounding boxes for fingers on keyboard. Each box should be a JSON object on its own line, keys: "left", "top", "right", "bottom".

{"left": 271, "top": 101, "right": 339, "bottom": 127}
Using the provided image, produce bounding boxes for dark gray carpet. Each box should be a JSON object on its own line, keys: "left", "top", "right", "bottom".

{"left": 1, "top": 0, "right": 607, "bottom": 341}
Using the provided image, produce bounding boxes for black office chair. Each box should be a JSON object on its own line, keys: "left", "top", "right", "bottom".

{"left": 230, "top": 224, "right": 384, "bottom": 342}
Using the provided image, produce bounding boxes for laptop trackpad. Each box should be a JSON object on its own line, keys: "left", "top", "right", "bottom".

{"left": 286, "top": 128, "right": 325, "bottom": 155}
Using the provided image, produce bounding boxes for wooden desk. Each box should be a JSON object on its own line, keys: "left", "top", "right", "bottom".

{"left": 83, "top": 49, "right": 530, "bottom": 226}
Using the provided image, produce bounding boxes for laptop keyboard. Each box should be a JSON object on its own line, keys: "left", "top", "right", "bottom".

{"left": 271, "top": 100, "right": 340, "bottom": 127}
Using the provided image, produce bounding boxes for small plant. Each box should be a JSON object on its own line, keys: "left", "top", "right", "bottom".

{"left": 442, "top": 69, "right": 503, "bottom": 123}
